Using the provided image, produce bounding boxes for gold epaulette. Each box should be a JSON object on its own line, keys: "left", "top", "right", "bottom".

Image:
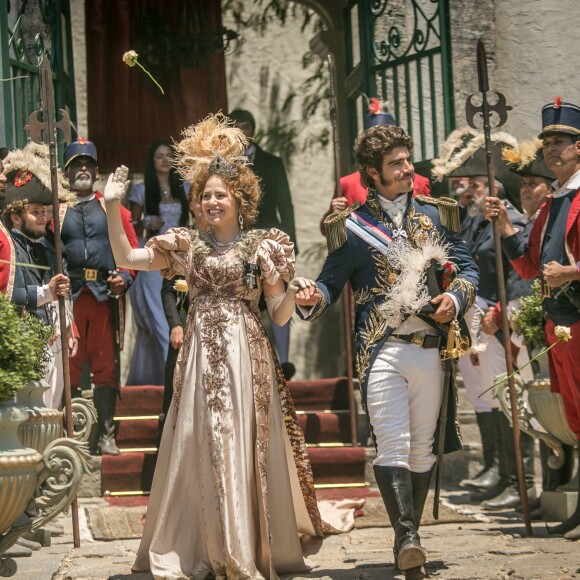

{"left": 323, "top": 202, "right": 361, "bottom": 252}
{"left": 415, "top": 195, "right": 461, "bottom": 234}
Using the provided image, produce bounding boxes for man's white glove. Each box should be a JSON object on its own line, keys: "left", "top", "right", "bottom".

{"left": 104, "top": 165, "right": 131, "bottom": 203}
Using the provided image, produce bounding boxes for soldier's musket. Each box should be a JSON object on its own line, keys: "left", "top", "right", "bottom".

{"left": 107, "top": 270, "right": 123, "bottom": 394}
{"left": 24, "top": 55, "right": 81, "bottom": 548}
{"left": 327, "top": 54, "right": 357, "bottom": 446}
{"left": 465, "top": 40, "right": 531, "bottom": 535}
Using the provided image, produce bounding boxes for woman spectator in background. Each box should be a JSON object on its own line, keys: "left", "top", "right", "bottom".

{"left": 126, "top": 140, "right": 189, "bottom": 385}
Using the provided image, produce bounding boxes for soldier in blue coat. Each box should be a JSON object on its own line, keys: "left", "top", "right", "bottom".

{"left": 296, "top": 124, "right": 478, "bottom": 580}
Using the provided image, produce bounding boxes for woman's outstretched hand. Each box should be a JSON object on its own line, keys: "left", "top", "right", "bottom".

{"left": 289, "top": 277, "right": 319, "bottom": 307}
{"left": 104, "top": 165, "right": 131, "bottom": 202}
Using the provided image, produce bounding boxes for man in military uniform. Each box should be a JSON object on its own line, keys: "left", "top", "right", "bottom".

{"left": 296, "top": 124, "right": 478, "bottom": 579}
{"left": 1, "top": 143, "right": 77, "bottom": 409}
{"left": 59, "top": 139, "right": 139, "bottom": 455}
{"left": 486, "top": 100, "right": 580, "bottom": 540}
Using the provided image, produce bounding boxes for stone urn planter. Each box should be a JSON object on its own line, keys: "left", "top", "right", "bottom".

{"left": 0, "top": 401, "right": 43, "bottom": 537}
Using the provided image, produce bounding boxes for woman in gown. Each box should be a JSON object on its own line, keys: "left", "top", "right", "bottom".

{"left": 104, "top": 114, "right": 327, "bottom": 579}
{"left": 126, "top": 140, "right": 190, "bottom": 386}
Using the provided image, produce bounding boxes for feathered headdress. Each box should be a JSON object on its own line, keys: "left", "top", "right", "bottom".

{"left": 173, "top": 113, "right": 249, "bottom": 186}
{"left": 1, "top": 142, "right": 76, "bottom": 208}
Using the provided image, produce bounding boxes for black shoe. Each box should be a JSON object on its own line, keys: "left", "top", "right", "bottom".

{"left": 281, "top": 362, "right": 296, "bottom": 381}
{"left": 481, "top": 486, "right": 537, "bottom": 511}
{"left": 515, "top": 497, "right": 541, "bottom": 513}
{"left": 374, "top": 466, "right": 427, "bottom": 572}
{"left": 469, "top": 484, "right": 506, "bottom": 503}
{"left": 94, "top": 387, "right": 121, "bottom": 456}
{"left": 459, "top": 465, "right": 501, "bottom": 491}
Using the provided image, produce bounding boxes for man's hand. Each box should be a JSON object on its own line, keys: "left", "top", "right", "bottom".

{"left": 49, "top": 274, "right": 70, "bottom": 300}
{"left": 481, "top": 307, "right": 500, "bottom": 335}
{"left": 330, "top": 196, "right": 348, "bottom": 214}
{"left": 107, "top": 274, "right": 125, "bottom": 295}
{"left": 68, "top": 336, "right": 79, "bottom": 358}
{"left": 429, "top": 293, "right": 456, "bottom": 323}
{"left": 484, "top": 196, "right": 515, "bottom": 237}
{"left": 170, "top": 325, "right": 184, "bottom": 350}
{"left": 543, "top": 261, "right": 580, "bottom": 287}
{"left": 104, "top": 165, "right": 130, "bottom": 202}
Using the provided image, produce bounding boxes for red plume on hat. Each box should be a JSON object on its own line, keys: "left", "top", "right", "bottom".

{"left": 553, "top": 96, "right": 562, "bottom": 109}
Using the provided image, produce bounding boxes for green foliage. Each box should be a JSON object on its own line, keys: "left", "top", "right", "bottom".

{"left": 512, "top": 279, "right": 546, "bottom": 352}
{"left": 0, "top": 297, "right": 53, "bottom": 401}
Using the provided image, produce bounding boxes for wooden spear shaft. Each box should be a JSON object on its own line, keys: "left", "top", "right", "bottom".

{"left": 476, "top": 41, "right": 531, "bottom": 535}
{"left": 40, "top": 61, "right": 81, "bottom": 548}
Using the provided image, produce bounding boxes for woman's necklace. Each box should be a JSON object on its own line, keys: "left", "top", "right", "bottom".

{"left": 208, "top": 230, "right": 242, "bottom": 255}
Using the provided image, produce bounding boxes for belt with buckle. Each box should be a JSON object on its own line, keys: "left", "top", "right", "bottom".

{"left": 68, "top": 268, "right": 109, "bottom": 282}
{"left": 391, "top": 332, "right": 441, "bottom": 349}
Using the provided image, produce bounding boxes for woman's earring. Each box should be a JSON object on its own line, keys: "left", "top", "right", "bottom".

{"left": 238, "top": 212, "right": 244, "bottom": 230}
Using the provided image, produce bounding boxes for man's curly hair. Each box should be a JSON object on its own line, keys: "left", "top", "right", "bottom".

{"left": 354, "top": 125, "right": 414, "bottom": 187}
{"left": 189, "top": 164, "right": 262, "bottom": 228}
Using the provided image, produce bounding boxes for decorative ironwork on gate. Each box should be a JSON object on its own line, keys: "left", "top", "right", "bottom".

{"left": 345, "top": 0, "right": 454, "bottom": 164}
{"left": 0, "top": 0, "right": 76, "bottom": 151}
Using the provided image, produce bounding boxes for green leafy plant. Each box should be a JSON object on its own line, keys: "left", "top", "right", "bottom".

{"left": 512, "top": 279, "right": 546, "bottom": 352}
{"left": 0, "top": 297, "right": 54, "bottom": 402}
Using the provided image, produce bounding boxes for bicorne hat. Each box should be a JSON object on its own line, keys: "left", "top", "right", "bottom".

{"left": 502, "top": 138, "right": 555, "bottom": 181}
{"left": 539, "top": 98, "right": 580, "bottom": 139}
{"left": 63, "top": 138, "right": 98, "bottom": 169}
{"left": 431, "top": 127, "right": 522, "bottom": 207}
{"left": 0, "top": 143, "right": 74, "bottom": 212}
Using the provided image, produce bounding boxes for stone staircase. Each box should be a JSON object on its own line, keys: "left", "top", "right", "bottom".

{"left": 101, "top": 378, "right": 368, "bottom": 502}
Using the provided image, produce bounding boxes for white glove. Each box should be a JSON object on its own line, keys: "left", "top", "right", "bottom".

{"left": 287, "top": 277, "right": 317, "bottom": 295}
{"left": 104, "top": 165, "right": 131, "bottom": 203}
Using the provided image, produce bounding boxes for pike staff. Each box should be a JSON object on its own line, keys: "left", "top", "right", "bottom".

{"left": 24, "top": 55, "right": 80, "bottom": 548}
{"left": 465, "top": 40, "right": 531, "bottom": 535}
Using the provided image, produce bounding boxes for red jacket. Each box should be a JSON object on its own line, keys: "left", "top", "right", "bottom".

{"left": 0, "top": 221, "right": 15, "bottom": 299}
{"left": 321, "top": 171, "right": 432, "bottom": 234}
{"left": 509, "top": 188, "right": 580, "bottom": 280}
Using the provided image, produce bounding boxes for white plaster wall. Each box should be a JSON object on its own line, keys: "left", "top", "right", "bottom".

{"left": 224, "top": 12, "right": 343, "bottom": 379}
{"left": 494, "top": 0, "right": 580, "bottom": 139}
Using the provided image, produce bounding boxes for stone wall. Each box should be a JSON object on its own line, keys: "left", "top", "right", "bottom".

{"left": 223, "top": 10, "right": 345, "bottom": 379}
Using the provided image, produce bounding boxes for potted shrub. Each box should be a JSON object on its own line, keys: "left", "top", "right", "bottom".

{"left": 0, "top": 297, "right": 52, "bottom": 537}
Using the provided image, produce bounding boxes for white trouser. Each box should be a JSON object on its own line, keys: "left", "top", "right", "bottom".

{"left": 43, "top": 341, "right": 63, "bottom": 409}
{"left": 366, "top": 338, "right": 444, "bottom": 473}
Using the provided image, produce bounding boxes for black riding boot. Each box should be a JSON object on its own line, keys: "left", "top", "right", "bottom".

{"left": 460, "top": 410, "right": 500, "bottom": 491}
{"left": 374, "top": 466, "right": 426, "bottom": 572}
{"left": 549, "top": 447, "right": 580, "bottom": 535}
{"left": 482, "top": 413, "right": 536, "bottom": 510}
{"left": 94, "top": 386, "right": 121, "bottom": 456}
{"left": 411, "top": 468, "right": 434, "bottom": 528}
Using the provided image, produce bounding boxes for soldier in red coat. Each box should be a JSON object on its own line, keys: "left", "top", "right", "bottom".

{"left": 486, "top": 99, "right": 580, "bottom": 540}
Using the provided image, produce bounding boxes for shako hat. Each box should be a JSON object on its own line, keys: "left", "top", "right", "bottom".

{"left": 63, "top": 138, "right": 98, "bottom": 169}
{"left": 363, "top": 97, "right": 396, "bottom": 130}
{"left": 539, "top": 98, "right": 580, "bottom": 139}
{"left": 502, "top": 138, "right": 555, "bottom": 181}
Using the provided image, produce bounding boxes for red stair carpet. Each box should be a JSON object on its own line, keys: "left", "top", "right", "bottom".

{"left": 102, "top": 378, "right": 368, "bottom": 506}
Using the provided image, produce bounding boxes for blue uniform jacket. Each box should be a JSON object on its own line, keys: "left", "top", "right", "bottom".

{"left": 301, "top": 190, "right": 479, "bottom": 454}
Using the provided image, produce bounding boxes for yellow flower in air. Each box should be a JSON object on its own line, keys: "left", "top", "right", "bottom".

{"left": 174, "top": 279, "right": 189, "bottom": 293}
{"left": 122, "top": 50, "right": 138, "bottom": 67}
{"left": 554, "top": 325, "right": 572, "bottom": 342}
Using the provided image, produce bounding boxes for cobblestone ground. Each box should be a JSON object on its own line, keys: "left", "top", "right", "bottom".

{"left": 7, "top": 491, "right": 579, "bottom": 580}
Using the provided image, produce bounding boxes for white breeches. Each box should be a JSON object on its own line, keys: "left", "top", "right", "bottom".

{"left": 366, "top": 338, "right": 444, "bottom": 473}
{"left": 43, "top": 341, "right": 63, "bottom": 409}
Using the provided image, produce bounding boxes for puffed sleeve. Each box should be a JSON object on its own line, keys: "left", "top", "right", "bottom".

{"left": 145, "top": 227, "right": 191, "bottom": 278}
{"left": 256, "top": 228, "right": 296, "bottom": 285}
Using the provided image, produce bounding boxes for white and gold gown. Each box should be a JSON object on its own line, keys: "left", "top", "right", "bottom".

{"left": 132, "top": 227, "right": 328, "bottom": 580}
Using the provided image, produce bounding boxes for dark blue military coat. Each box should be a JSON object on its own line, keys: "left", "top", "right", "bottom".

{"left": 301, "top": 189, "right": 479, "bottom": 453}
